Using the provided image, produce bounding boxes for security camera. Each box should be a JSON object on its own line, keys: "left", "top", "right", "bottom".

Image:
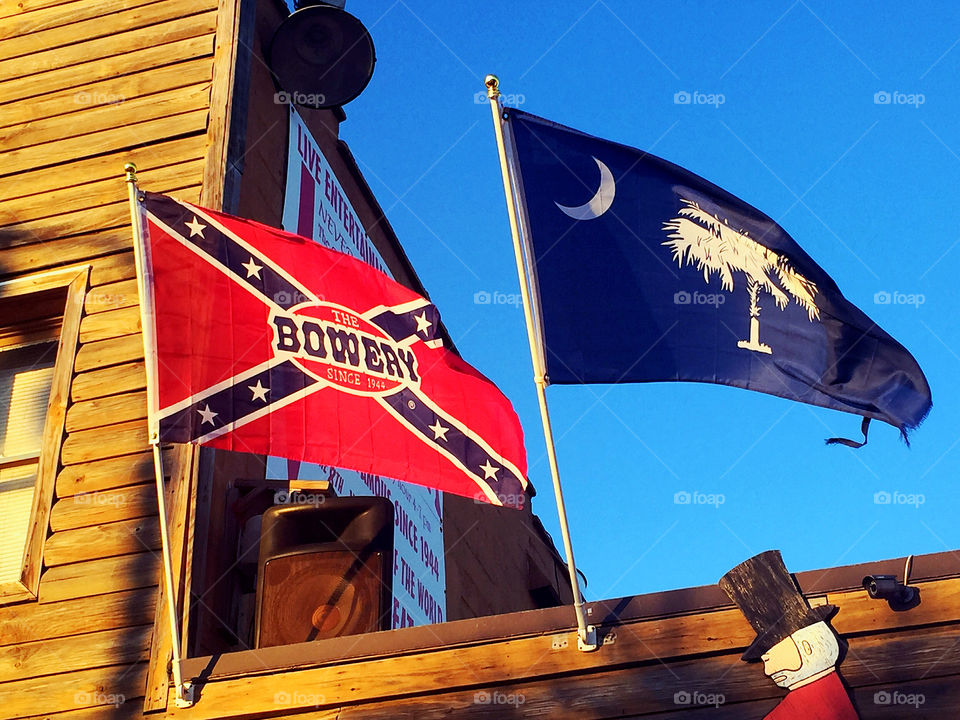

{"left": 862, "top": 574, "right": 918, "bottom": 609}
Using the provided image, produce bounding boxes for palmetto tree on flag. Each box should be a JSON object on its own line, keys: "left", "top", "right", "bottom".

{"left": 663, "top": 199, "right": 820, "bottom": 354}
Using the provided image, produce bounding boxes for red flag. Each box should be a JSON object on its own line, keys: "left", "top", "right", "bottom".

{"left": 138, "top": 191, "right": 527, "bottom": 508}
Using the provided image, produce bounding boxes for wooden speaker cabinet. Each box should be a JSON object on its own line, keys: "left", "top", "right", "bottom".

{"left": 254, "top": 497, "right": 394, "bottom": 648}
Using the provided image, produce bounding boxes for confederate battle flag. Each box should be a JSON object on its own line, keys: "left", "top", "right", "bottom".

{"left": 135, "top": 191, "right": 527, "bottom": 508}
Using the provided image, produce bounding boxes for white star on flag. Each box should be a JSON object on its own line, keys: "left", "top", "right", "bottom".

{"left": 428, "top": 419, "right": 449, "bottom": 441}
{"left": 415, "top": 311, "right": 433, "bottom": 335}
{"left": 185, "top": 216, "right": 206, "bottom": 237}
{"left": 242, "top": 257, "right": 263, "bottom": 279}
{"left": 197, "top": 404, "right": 218, "bottom": 425}
{"left": 248, "top": 380, "right": 269, "bottom": 402}
{"left": 480, "top": 459, "right": 500, "bottom": 480}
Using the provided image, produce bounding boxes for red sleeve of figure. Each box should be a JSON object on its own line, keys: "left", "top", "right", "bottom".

{"left": 764, "top": 672, "right": 859, "bottom": 720}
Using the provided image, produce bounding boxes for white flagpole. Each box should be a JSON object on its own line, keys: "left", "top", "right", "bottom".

{"left": 484, "top": 77, "right": 598, "bottom": 651}
{"left": 124, "top": 164, "right": 195, "bottom": 706}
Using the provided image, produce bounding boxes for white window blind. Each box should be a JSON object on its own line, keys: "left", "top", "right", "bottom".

{"left": 0, "top": 345, "right": 56, "bottom": 584}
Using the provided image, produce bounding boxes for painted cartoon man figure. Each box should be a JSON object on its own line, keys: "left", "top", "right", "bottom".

{"left": 720, "top": 550, "right": 859, "bottom": 720}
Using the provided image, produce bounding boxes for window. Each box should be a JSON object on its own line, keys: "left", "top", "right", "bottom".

{"left": 0, "top": 266, "right": 88, "bottom": 604}
{"left": 0, "top": 340, "right": 57, "bottom": 583}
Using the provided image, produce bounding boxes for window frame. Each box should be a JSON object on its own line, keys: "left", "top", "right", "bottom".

{"left": 0, "top": 265, "right": 89, "bottom": 605}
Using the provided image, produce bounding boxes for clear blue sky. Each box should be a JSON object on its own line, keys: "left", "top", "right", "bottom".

{"left": 319, "top": 1, "right": 958, "bottom": 599}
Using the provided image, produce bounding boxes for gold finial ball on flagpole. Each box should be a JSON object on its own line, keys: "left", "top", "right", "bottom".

{"left": 485, "top": 74, "right": 500, "bottom": 99}
{"left": 124, "top": 162, "right": 138, "bottom": 182}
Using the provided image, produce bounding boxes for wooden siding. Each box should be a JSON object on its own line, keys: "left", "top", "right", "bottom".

{"left": 164, "top": 570, "right": 960, "bottom": 719}
{"left": 0, "top": 0, "right": 219, "bottom": 715}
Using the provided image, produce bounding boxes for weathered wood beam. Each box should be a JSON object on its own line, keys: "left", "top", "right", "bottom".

{"left": 49, "top": 481, "right": 156, "bottom": 531}
{"left": 39, "top": 552, "right": 160, "bottom": 603}
{"left": 44, "top": 517, "right": 161, "bottom": 566}
{"left": 0, "top": 588, "right": 156, "bottom": 647}
{"left": 56, "top": 451, "right": 154, "bottom": 498}
{"left": 71, "top": 363, "right": 146, "bottom": 404}
{"left": 74, "top": 333, "right": 143, "bottom": 374}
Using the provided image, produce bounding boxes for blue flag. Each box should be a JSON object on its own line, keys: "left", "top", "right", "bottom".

{"left": 506, "top": 109, "right": 931, "bottom": 442}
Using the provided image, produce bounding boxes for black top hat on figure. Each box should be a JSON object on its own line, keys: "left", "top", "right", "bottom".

{"left": 719, "top": 550, "right": 837, "bottom": 661}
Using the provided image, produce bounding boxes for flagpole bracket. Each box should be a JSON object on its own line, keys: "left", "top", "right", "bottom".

{"left": 174, "top": 680, "right": 195, "bottom": 708}
{"left": 578, "top": 624, "right": 599, "bottom": 652}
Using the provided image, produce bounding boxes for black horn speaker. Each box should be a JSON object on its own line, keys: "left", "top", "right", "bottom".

{"left": 269, "top": 2, "right": 376, "bottom": 109}
{"left": 254, "top": 497, "right": 393, "bottom": 648}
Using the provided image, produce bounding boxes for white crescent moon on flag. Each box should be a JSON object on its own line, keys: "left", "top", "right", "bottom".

{"left": 555, "top": 157, "right": 616, "bottom": 220}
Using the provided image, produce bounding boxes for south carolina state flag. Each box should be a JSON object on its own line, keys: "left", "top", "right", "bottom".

{"left": 137, "top": 192, "right": 527, "bottom": 507}
{"left": 505, "top": 109, "right": 931, "bottom": 443}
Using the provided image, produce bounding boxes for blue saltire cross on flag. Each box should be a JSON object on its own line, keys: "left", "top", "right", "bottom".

{"left": 505, "top": 109, "right": 931, "bottom": 444}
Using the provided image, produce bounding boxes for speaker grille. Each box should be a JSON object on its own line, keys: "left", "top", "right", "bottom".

{"left": 258, "top": 550, "right": 385, "bottom": 648}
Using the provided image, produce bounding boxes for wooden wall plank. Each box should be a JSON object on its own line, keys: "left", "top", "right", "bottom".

{"left": 82, "top": 279, "right": 139, "bottom": 316}
{"left": 2, "top": 158, "right": 206, "bottom": 228}
{"left": 0, "top": 0, "right": 119, "bottom": 20}
{"left": 0, "top": 0, "right": 217, "bottom": 63}
{"left": 0, "top": 84, "right": 210, "bottom": 155}
{"left": 20, "top": 698, "right": 147, "bottom": 720}
{"left": 0, "top": 108, "right": 209, "bottom": 178}
{"left": 173, "top": 577, "right": 960, "bottom": 717}
{"left": 0, "top": 33, "right": 213, "bottom": 105}
{"left": 0, "top": 7, "right": 217, "bottom": 82}
{"left": 44, "top": 517, "right": 161, "bottom": 567}
{"left": 0, "top": 229, "right": 132, "bottom": 270}
{"left": 0, "top": 0, "right": 161, "bottom": 41}
{"left": 0, "top": 625, "right": 153, "bottom": 683}
{"left": 89, "top": 253, "right": 137, "bottom": 287}
{"left": 61, "top": 419, "right": 149, "bottom": 465}
{"left": 56, "top": 452, "right": 154, "bottom": 498}
{"left": 165, "top": 622, "right": 960, "bottom": 720}
{"left": 0, "top": 663, "right": 149, "bottom": 716}
{"left": 0, "top": 184, "right": 202, "bottom": 246}
{"left": 0, "top": 55, "right": 214, "bottom": 129}
{"left": 78, "top": 306, "right": 141, "bottom": 344}
{"left": 71, "top": 361, "right": 146, "bottom": 403}
{"left": 0, "top": 135, "right": 205, "bottom": 206}
{"left": 49, "top": 482, "right": 156, "bottom": 531}
{"left": 39, "top": 552, "right": 159, "bottom": 603}
{"left": 0, "top": 588, "right": 156, "bottom": 647}
{"left": 65, "top": 390, "right": 147, "bottom": 433}
{"left": 74, "top": 333, "right": 144, "bottom": 374}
